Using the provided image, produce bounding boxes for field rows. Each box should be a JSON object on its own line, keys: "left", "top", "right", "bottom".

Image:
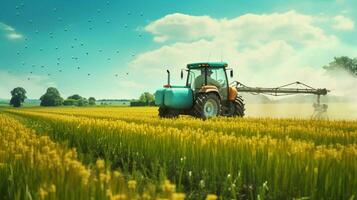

{"left": 9, "top": 107, "right": 357, "bottom": 145}
{"left": 3, "top": 107, "right": 357, "bottom": 199}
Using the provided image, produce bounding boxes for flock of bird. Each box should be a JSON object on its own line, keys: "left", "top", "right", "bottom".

{"left": 9, "top": 1, "right": 144, "bottom": 81}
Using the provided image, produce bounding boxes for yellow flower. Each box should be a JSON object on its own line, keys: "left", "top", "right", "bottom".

{"left": 49, "top": 184, "right": 56, "bottom": 193}
{"left": 171, "top": 192, "right": 185, "bottom": 200}
{"left": 111, "top": 194, "right": 127, "bottom": 200}
{"left": 206, "top": 194, "right": 217, "bottom": 200}
{"left": 96, "top": 159, "right": 105, "bottom": 170}
{"left": 38, "top": 187, "right": 48, "bottom": 200}
{"left": 162, "top": 180, "right": 176, "bottom": 193}
{"left": 128, "top": 180, "right": 137, "bottom": 190}
{"left": 113, "top": 170, "right": 121, "bottom": 178}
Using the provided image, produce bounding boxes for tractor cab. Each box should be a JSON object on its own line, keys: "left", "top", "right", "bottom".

{"left": 185, "top": 62, "right": 231, "bottom": 101}
{"left": 155, "top": 62, "right": 245, "bottom": 119}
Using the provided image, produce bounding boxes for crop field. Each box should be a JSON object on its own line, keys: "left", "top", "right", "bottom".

{"left": 1, "top": 107, "right": 357, "bottom": 200}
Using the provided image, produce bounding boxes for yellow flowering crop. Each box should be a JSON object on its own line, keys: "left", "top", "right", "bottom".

{"left": 3, "top": 107, "right": 357, "bottom": 199}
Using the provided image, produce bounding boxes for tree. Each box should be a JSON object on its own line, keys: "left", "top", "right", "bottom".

{"left": 139, "top": 92, "right": 155, "bottom": 105}
{"left": 40, "top": 87, "right": 63, "bottom": 106}
{"left": 10, "top": 87, "right": 27, "bottom": 107}
{"left": 88, "top": 97, "right": 96, "bottom": 105}
{"left": 63, "top": 99, "right": 77, "bottom": 106}
{"left": 68, "top": 94, "right": 82, "bottom": 100}
{"left": 323, "top": 56, "right": 357, "bottom": 76}
{"left": 77, "top": 98, "right": 88, "bottom": 107}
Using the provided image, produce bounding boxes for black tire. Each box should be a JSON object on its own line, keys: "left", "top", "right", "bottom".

{"left": 230, "top": 96, "right": 245, "bottom": 117}
{"left": 193, "top": 93, "right": 221, "bottom": 119}
{"left": 158, "top": 107, "right": 179, "bottom": 118}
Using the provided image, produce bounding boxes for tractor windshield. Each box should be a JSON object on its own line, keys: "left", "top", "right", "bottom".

{"left": 187, "top": 68, "right": 228, "bottom": 99}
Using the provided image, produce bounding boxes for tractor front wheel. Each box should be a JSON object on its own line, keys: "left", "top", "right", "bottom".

{"left": 158, "top": 107, "right": 179, "bottom": 118}
{"left": 193, "top": 93, "right": 221, "bottom": 119}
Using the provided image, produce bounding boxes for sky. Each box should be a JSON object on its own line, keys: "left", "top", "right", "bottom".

{"left": 0, "top": 0, "right": 356, "bottom": 99}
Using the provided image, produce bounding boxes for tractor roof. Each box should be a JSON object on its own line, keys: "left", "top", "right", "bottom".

{"left": 187, "top": 62, "right": 228, "bottom": 69}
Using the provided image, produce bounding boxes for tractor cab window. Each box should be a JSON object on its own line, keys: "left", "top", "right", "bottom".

{"left": 187, "top": 69, "right": 200, "bottom": 88}
{"left": 211, "top": 68, "right": 228, "bottom": 100}
{"left": 188, "top": 68, "right": 228, "bottom": 99}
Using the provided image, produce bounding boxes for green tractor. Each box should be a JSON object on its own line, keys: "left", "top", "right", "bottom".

{"left": 155, "top": 62, "right": 244, "bottom": 119}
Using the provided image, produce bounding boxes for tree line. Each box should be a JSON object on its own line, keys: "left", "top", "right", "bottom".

{"left": 9, "top": 87, "right": 155, "bottom": 108}
{"left": 9, "top": 87, "right": 96, "bottom": 108}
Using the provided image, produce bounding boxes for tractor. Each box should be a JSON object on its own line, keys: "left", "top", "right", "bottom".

{"left": 155, "top": 62, "right": 329, "bottom": 119}
{"left": 155, "top": 62, "right": 244, "bottom": 119}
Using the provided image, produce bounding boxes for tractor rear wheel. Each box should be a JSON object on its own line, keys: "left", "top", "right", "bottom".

{"left": 229, "top": 95, "right": 245, "bottom": 117}
{"left": 193, "top": 93, "right": 221, "bottom": 119}
{"left": 158, "top": 107, "right": 179, "bottom": 118}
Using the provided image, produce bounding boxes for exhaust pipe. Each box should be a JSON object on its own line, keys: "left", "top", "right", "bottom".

{"left": 164, "top": 70, "right": 171, "bottom": 88}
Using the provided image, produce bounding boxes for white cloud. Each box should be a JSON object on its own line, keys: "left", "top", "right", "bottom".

{"left": 0, "top": 71, "right": 56, "bottom": 99}
{"left": 145, "top": 11, "right": 337, "bottom": 47}
{"left": 128, "top": 11, "right": 357, "bottom": 99}
{"left": 0, "top": 22, "right": 24, "bottom": 40}
{"left": 332, "top": 15, "right": 355, "bottom": 31}
{"left": 145, "top": 13, "right": 219, "bottom": 43}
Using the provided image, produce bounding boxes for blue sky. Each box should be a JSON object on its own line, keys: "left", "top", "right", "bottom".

{"left": 0, "top": 0, "right": 356, "bottom": 99}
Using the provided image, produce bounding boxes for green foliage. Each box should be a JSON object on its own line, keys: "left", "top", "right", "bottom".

{"left": 67, "top": 94, "right": 82, "bottom": 100}
{"left": 88, "top": 97, "right": 96, "bottom": 105}
{"left": 323, "top": 56, "right": 357, "bottom": 76}
{"left": 63, "top": 99, "right": 77, "bottom": 106}
{"left": 139, "top": 92, "right": 155, "bottom": 105}
{"left": 9, "top": 87, "right": 27, "bottom": 108}
{"left": 64, "top": 97, "right": 89, "bottom": 107}
{"left": 40, "top": 87, "right": 63, "bottom": 106}
{"left": 77, "top": 98, "right": 88, "bottom": 107}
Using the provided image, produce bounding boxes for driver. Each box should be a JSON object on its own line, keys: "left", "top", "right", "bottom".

{"left": 194, "top": 68, "right": 221, "bottom": 89}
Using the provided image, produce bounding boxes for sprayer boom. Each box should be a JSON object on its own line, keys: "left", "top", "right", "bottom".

{"left": 232, "top": 81, "right": 330, "bottom": 119}
{"left": 234, "top": 81, "right": 328, "bottom": 96}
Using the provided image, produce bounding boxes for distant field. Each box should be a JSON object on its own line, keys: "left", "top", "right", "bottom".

{"left": 1, "top": 106, "right": 356, "bottom": 199}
